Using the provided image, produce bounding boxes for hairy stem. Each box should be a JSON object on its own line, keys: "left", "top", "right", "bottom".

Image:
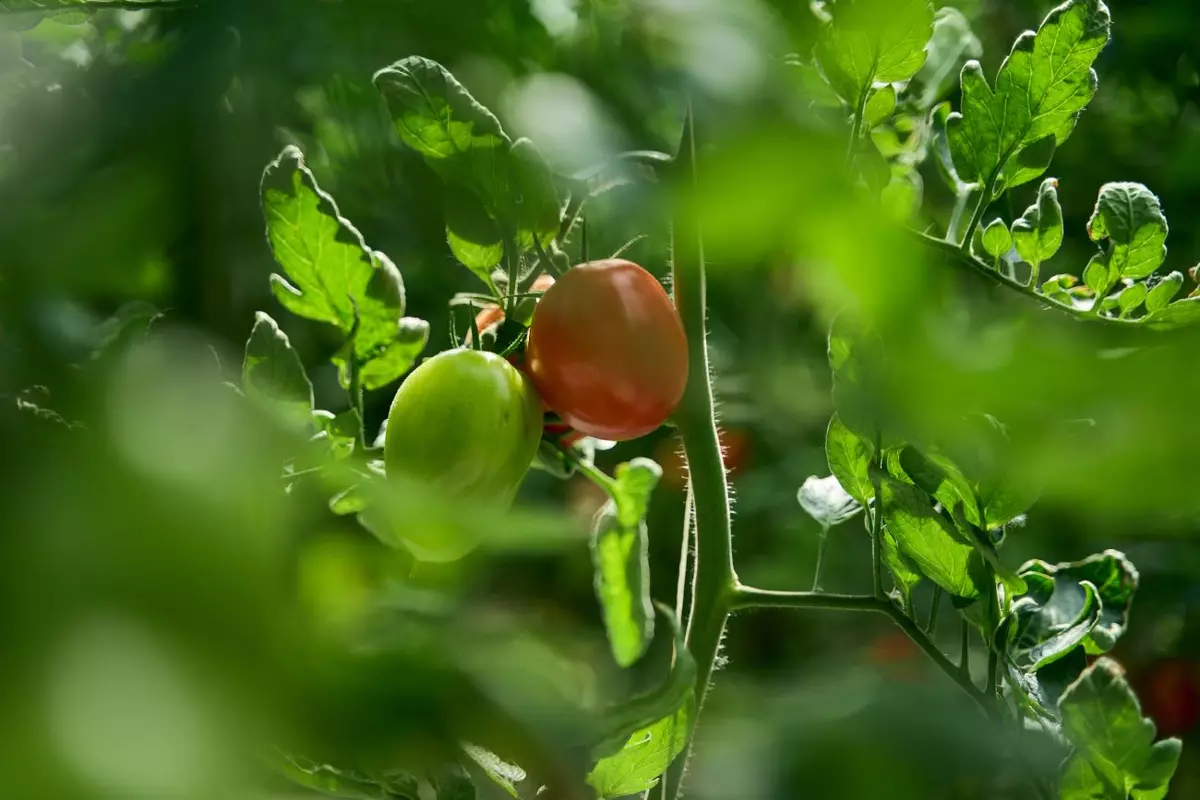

{"left": 663, "top": 104, "right": 737, "bottom": 800}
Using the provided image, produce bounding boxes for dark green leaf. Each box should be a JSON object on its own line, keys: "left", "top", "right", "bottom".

{"left": 1058, "top": 658, "right": 1182, "bottom": 800}
{"left": 242, "top": 312, "right": 313, "bottom": 429}
{"left": 1087, "top": 182, "right": 1169, "bottom": 281}
{"left": 947, "top": 1, "right": 1110, "bottom": 191}
{"left": 430, "top": 763, "right": 476, "bottom": 800}
{"left": 880, "top": 477, "right": 980, "bottom": 599}
{"left": 825, "top": 414, "right": 874, "bottom": 504}
{"left": 815, "top": 0, "right": 934, "bottom": 116}
{"left": 261, "top": 146, "right": 430, "bottom": 390}
{"left": 591, "top": 458, "right": 660, "bottom": 667}
{"left": 1144, "top": 271, "right": 1184, "bottom": 313}
{"left": 444, "top": 183, "right": 504, "bottom": 277}
{"left": 1010, "top": 575, "right": 1100, "bottom": 670}
{"left": 798, "top": 474, "right": 863, "bottom": 529}
{"left": 896, "top": 445, "right": 980, "bottom": 524}
{"left": 1021, "top": 550, "right": 1138, "bottom": 654}
{"left": 1011, "top": 178, "right": 1063, "bottom": 271}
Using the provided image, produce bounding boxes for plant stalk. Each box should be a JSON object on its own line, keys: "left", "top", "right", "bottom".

{"left": 959, "top": 179, "right": 994, "bottom": 253}
{"left": 925, "top": 586, "right": 943, "bottom": 634}
{"left": 812, "top": 528, "right": 830, "bottom": 592}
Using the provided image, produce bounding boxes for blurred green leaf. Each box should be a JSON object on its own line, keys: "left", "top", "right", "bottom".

{"left": 587, "top": 697, "right": 693, "bottom": 799}
{"left": 460, "top": 743, "right": 525, "bottom": 798}
{"left": 1020, "top": 551, "right": 1138, "bottom": 655}
{"left": 947, "top": 1, "right": 1110, "bottom": 191}
{"left": 862, "top": 84, "right": 897, "bottom": 129}
{"left": 312, "top": 409, "right": 360, "bottom": 460}
{"left": 261, "top": 146, "right": 430, "bottom": 390}
{"left": 591, "top": 458, "right": 660, "bottom": 667}
{"left": 1058, "top": 658, "right": 1182, "bottom": 799}
{"left": 825, "top": 414, "right": 874, "bottom": 505}
{"left": 430, "top": 763, "right": 477, "bottom": 800}
{"left": 273, "top": 750, "right": 422, "bottom": 799}
{"left": 242, "top": 312, "right": 313, "bottom": 430}
{"left": 1143, "top": 296, "right": 1200, "bottom": 330}
{"left": 1144, "top": 271, "right": 1184, "bottom": 313}
{"left": 1086, "top": 182, "right": 1169, "bottom": 283}
{"left": 881, "top": 477, "right": 980, "bottom": 600}
{"left": 882, "top": 527, "right": 923, "bottom": 610}
{"left": 914, "top": 7, "right": 981, "bottom": 109}
{"left": 1011, "top": 178, "right": 1063, "bottom": 278}
{"left": 815, "top": 0, "right": 933, "bottom": 116}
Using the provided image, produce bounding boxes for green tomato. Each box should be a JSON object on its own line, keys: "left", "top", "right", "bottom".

{"left": 383, "top": 348, "right": 543, "bottom": 562}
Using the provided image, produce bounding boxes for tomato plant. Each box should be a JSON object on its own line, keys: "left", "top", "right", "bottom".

{"left": 526, "top": 259, "right": 688, "bottom": 441}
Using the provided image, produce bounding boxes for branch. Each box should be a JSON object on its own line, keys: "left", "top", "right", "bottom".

{"left": 732, "top": 586, "right": 1000, "bottom": 721}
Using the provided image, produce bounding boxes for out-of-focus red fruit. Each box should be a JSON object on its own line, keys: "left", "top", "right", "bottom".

{"left": 1136, "top": 658, "right": 1200, "bottom": 737}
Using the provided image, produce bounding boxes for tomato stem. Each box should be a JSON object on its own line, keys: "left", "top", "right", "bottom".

{"left": 926, "top": 586, "right": 943, "bottom": 634}
{"left": 811, "top": 528, "right": 829, "bottom": 592}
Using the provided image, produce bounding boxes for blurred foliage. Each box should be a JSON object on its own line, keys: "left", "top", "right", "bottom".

{"left": 2, "top": 0, "right": 1200, "bottom": 798}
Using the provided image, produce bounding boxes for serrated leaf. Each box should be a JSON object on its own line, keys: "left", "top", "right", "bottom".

{"left": 591, "top": 458, "right": 660, "bottom": 667}
{"left": 825, "top": 414, "right": 874, "bottom": 504}
{"left": 1058, "top": 658, "right": 1182, "bottom": 800}
{"left": 947, "top": 1, "right": 1111, "bottom": 192}
{"left": 1010, "top": 575, "right": 1101, "bottom": 670}
{"left": 980, "top": 218, "right": 1012, "bottom": 259}
{"left": 863, "top": 84, "right": 897, "bottom": 129}
{"left": 587, "top": 698, "right": 693, "bottom": 799}
{"left": 815, "top": 0, "right": 934, "bottom": 117}
{"left": 880, "top": 477, "right": 981, "bottom": 600}
{"left": 1144, "top": 271, "right": 1183, "bottom": 313}
{"left": 1142, "top": 296, "right": 1200, "bottom": 331}
{"left": 798, "top": 474, "right": 863, "bottom": 529}
{"left": 242, "top": 312, "right": 313, "bottom": 429}
{"left": 1087, "top": 182, "right": 1169, "bottom": 281}
{"left": 1020, "top": 550, "right": 1138, "bottom": 654}
{"left": 261, "top": 146, "right": 429, "bottom": 391}
{"left": 1011, "top": 178, "right": 1063, "bottom": 276}
{"left": 374, "top": 57, "right": 559, "bottom": 253}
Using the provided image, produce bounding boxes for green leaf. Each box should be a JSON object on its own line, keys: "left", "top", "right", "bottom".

{"left": 430, "top": 763, "right": 476, "bottom": 800}
{"left": 1058, "top": 658, "right": 1182, "bottom": 800}
{"left": 1087, "top": 182, "right": 1169, "bottom": 281}
{"left": 1011, "top": 178, "right": 1063, "bottom": 273}
{"left": 444, "top": 183, "right": 504, "bottom": 277}
{"left": 798, "top": 474, "right": 863, "bottom": 529}
{"left": 863, "top": 84, "right": 897, "bottom": 129}
{"left": 272, "top": 750, "right": 421, "bottom": 800}
{"left": 1020, "top": 550, "right": 1138, "bottom": 654}
{"left": 882, "top": 527, "right": 923, "bottom": 610}
{"left": 242, "top": 312, "right": 314, "bottom": 429}
{"left": 374, "top": 57, "right": 559, "bottom": 252}
{"left": 1143, "top": 296, "right": 1200, "bottom": 330}
{"left": 587, "top": 698, "right": 693, "bottom": 799}
{"left": 1010, "top": 575, "right": 1101, "bottom": 670}
{"left": 980, "top": 218, "right": 1012, "bottom": 259}
{"left": 815, "top": 0, "right": 934, "bottom": 115}
{"left": 1117, "top": 282, "right": 1148, "bottom": 318}
{"left": 825, "top": 414, "right": 874, "bottom": 504}
{"left": 1144, "top": 271, "right": 1184, "bottom": 313}
{"left": 460, "top": 743, "right": 525, "bottom": 798}
{"left": 312, "top": 409, "right": 360, "bottom": 460}
{"left": 997, "top": 133, "right": 1056, "bottom": 194}
{"left": 896, "top": 445, "right": 980, "bottom": 524}
{"left": 947, "top": 1, "right": 1111, "bottom": 191}
{"left": 880, "top": 477, "right": 980, "bottom": 600}
{"left": 914, "top": 7, "right": 982, "bottom": 109}
{"left": 591, "top": 458, "right": 660, "bottom": 667}
{"left": 261, "top": 146, "right": 430, "bottom": 390}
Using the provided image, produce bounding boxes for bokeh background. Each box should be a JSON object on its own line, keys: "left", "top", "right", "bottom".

{"left": 2, "top": 0, "right": 1200, "bottom": 797}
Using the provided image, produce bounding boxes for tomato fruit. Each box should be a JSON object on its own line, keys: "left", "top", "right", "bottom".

{"left": 525, "top": 259, "right": 688, "bottom": 441}
{"left": 383, "top": 348, "right": 543, "bottom": 561}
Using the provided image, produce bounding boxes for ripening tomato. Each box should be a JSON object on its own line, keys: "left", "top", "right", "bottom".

{"left": 383, "top": 348, "right": 543, "bottom": 561}
{"left": 526, "top": 259, "right": 688, "bottom": 441}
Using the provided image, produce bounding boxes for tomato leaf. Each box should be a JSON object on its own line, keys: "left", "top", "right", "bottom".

{"left": 591, "top": 457, "right": 660, "bottom": 667}
{"left": 1143, "top": 296, "right": 1200, "bottom": 331}
{"left": 913, "top": 7, "right": 981, "bottom": 109}
{"left": 460, "top": 743, "right": 525, "bottom": 798}
{"left": 980, "top": 218, "right": 1012, "bottom": 260}
{"left": 261, "top": 146, "right": 430, "bottom": 391}
{"left": 947, "top": 0, "right": 1110, "bottom": 194}
{"left": 444, "top": 184, "right": 504, "bottom": 278}
{"left": 825, "top": 414, "right": 874, "bottom": 505}
{"left": 1011, "top": 177, "right": 1063, "bottom": 273}
{"left": 1058, "top": 658, "right": 1182, "bottom": 800}
{"left": 272, "top": 750, "right": 422, "bottom": 799}
{"left": 1085, "top": 182, "right": 1169, "bottom": 300}
{"left": 815, "top": 0, "right": 934, "bottom": 117}
{"left": 1144, "top": 271, "right": 1184, "bottom": 313}
{"left": 862, "top": 84, "right": 897, "bottom": 129}
{"left": 880, "top": 477, "right": 981, "bottom": 600}
{"left": 798, "top": 474, "right": 863, "bottom": 529}
{"left": 1010, "top": 574, "right": 1101, "bottom": 671}
{"left": 241, "top": 311, "right": 314, "bottom": 430}
{"left": 1020, "top": 550, "right": 1138, "bottom": 654}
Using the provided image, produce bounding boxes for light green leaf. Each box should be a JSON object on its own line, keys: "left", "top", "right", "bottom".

{"left": 1058, "top": 658, "right": 1182, "bottom": 800}
{"left": 947, "top": 1, "right": 1110, "bottom": 191}
{"left": 895, "top": 445, "right": 980, "bottom": 525}
{"left": 981, "top": 218, "right": 1012, "bottom": 259}
{"left": 882, "top": 527, "right": 923, "bottom": 611}
{"left": 587, "top": 698, "right": 693, "bottom": 799}
{"left": 880, "top": 477, "right": 980, "bottom": 600}
{"left": 815, "top": 0, "right": 934, "bottom": 116}
{"left": 1020, "top": 550, "right": 1138, "bottom": 654}
{"left": 863, "top": 84, "right": 897, "bottom": 129}
{"left": 1117, "top": 283, "right": 1148, "bottom": 318}
{"left": 461, "top": 743, "right": 525, "bottom": 799}
{"left": 312, "top": 409, "right": 359, "bottom": 460}
{"left": 1145, "top": 271, "right": 1184, "bottom": 313}
{"left": 1010, "top": 575, "right": 1100, "bottom": 670}
{"left": 1011, "top": 178, "right": 1063, "bottom": 276}
{"left": 591, "top": 458, "right": 661, "bottom": 667}
{"left": 798, "top": 474, "right": 863, "bottom": 529}
{"left": 261, "top": 146, "right": 429, "bottom": 390}
{"left": 1087, "top": 182, "right": 1169, "bottom": 281}
{"left": 825, "top": 414, "right": 874, "bottom": 504}
{"left": 1143, "top": 296, "right": 1200, "bottom": 331}
{"left": 241, "top": 312, "right": 313, "bottom": 429}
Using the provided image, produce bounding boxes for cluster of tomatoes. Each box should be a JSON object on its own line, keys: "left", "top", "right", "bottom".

{"left": 382, "top": 259, "right": 689, "bottom": 560}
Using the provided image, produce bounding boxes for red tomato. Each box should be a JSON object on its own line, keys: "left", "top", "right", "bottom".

{"left": 526, "top": 259, "right": 688, "bottom": 441}
{"left": 1136, "top": 658, "right": 1200, "bottom": 737}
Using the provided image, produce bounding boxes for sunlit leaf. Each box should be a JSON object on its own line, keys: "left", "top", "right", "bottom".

{"left": 862, "top": 84, "right": 897, "bottom": 129}
{"left": 241, "top": 312, "right": 314, "bottom": 430}
{"left": 825, "top": 414, "right": 874, "bottom": 504}
{"left": 1020, "top": 550, "right": 1138, "bottom": 654}
{"left": 1086, "top": 181, "right": 1169, "bottom": 283}
{"left": 1144, "top": 271, "right": 1183, "bottom": 313}
{"left": 1010, "top": 575, "right": 1100, "bottom": 670}
{"left": 880, "top": 477, "right": 981, "bottom": 599}
{"left": 980, "top": 218, "right": 1012, "bottom": 260}
{"left": 1011, "top": 178, "right": 1063, "bottom": 279}
{"left": 588, "top": 698, "right": 693, "bottom": 799}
